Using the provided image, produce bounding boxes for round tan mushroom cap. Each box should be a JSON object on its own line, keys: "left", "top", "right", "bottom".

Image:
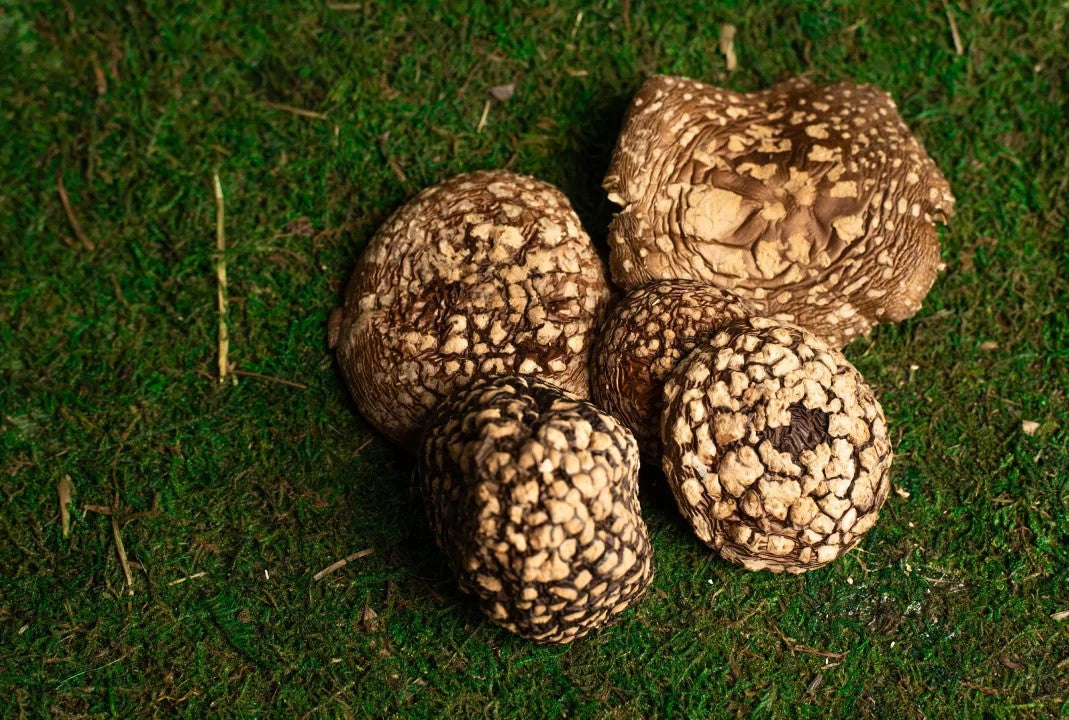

{"left": 604, "top": 75, "right": 956, "bottom": 348}
{"left": 330, "top": 170, "right": 610, "bottom": 449}
{"left": 419, "top": 375, "right": 653, "bottom": 644}
{"left": 590, "top": 280, "right": 755, "bottom": 463}
{"left": 661, "top": 316, "right": 892, "bottom": 573}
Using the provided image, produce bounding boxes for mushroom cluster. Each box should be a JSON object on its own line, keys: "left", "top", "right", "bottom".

{"left": 332, "top": 71, "right": 949, "bottom": 640}
{"left": 419, "top": 375, "right": 653, "bottom": 643}
{"left": 603, "top": 75, "right": 955, "bottom": 348}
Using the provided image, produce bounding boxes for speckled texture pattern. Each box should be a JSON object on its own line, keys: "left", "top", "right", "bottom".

{"left": 419, "top": 375, "right": 653, "bottom": 644}
{"left": 604, "top": 74, "right": 956, "bottom": 348}
{"left": 590, "top": 280, "right": 755, "bottom": 462}
{"left": 330, "top": 170, "right": 611, "bottom": 449}
{"left": 661, "top": 317, "right": 892, "bottom": 573}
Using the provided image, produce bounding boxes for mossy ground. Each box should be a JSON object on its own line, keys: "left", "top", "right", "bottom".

{"left": 1, "top": 1, "right": 1067, "bottom": 718}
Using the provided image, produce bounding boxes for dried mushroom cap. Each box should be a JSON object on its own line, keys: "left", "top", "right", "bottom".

{"left": 419, "top": 375, "right": 653, "bottom": 644}
{"left": 661, "top": 316, "right": 892, "bottom": 573}
{"left": 604, "top": 75, "right": 956, "bottom": 348}
{"left": 331, "top": 170, "right": 610, "bottom": 449}
{"left": 590, "top": 280, "right": 755, "bottom": 462}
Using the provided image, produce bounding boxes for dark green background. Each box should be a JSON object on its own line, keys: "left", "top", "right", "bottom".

{"left": 1, "top": 1, "right": 1066, "bottom": 717}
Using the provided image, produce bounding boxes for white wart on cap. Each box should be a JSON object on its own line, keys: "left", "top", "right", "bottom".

{"left": 419, "top": 375, "right": 653, "bottom": 644}
{"left": 604, "top": 75, "right": 956, "bottom": 348}
{"left": 330, "top": 171, "right": 610, "bottom": 449}
{"left": 661, "top": 317, "right": 892, "bottom": 573}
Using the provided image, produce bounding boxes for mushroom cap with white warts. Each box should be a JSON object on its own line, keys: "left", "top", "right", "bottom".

{"left": 604, "top": 75, "right": 955, "bottom": 349}
{"left": 419, "top": 375, "right": 653, "bottom": 644}
{"left": 331, "top": 171, "right": 611, "bottom": 449}
{"left": 660, "top": 316, "right": 893, "bottom": 573}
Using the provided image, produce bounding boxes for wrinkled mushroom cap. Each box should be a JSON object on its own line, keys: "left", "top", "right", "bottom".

{"left": 419, "top": 375, "right": 653, "bottom": 644}
{"left": 331, "top": 170, "right": 610, "bottom": 449}
{"left": 661, "top": 316, "right": 892, "bottom": 573}
{"left": 590, "top": 280, "right": 755, "bottom": 462}
{"left": 604, "top": 75, "right": 956, "bottom": 348}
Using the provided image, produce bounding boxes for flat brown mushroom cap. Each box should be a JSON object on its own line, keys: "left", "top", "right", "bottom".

{"left": 419, "top": 375, "right": 653, "bottom": 644}
{"left": 661, "top": 317, "right": 892, "bottom": 573}
{"left": 604, "top": 75, "right": 956, "bottom": 348}
{"left": 589, "top": 280, "right": 755, "bottom": 462}
{"left": 332, "top": 170, "right": 611, "bottom": 449}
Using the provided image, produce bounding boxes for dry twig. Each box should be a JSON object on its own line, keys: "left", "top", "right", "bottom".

{"left": 960, "top": 680, "right": 999, "bottom": 696}
{"left": 56, "top": 169, "right": 95, "bottom": 251}
{"left": 231, "top": 369, "right": 308, "bottom": 389}
{"left": 213, "top": 173, "right": 229, "bottom": 384}
{"left": 476, "top": 100, "right": 491, "bottom": 133}
{"left": 719, "top": 24, "right": 738, "bottom": 71}
{"left": 168, "top": 571, "right": 207, "bottom": 586}
{"left": 58, "top": 475, "right": 74, "bottom": 538}
{"left": 773, "top": 626, "right": 848, "bottom": 659}
{"left": 111, "top": 514, "right": 134, "bottom": 595}
{"left": 313, "top": 549, "right": 374, "bottom": 581}
{"left": 944, "top": 3, "right": 964, "bottom": 55}
{"left": 378, "top": 135, "right": 409, "bottom": 184}
{"left": 263, "top": 100, "right": 328, "bottom": 120}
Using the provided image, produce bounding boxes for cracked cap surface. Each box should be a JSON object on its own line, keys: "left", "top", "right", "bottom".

{"left": 661, "top": 316, "right": 892, "bottom": 573}
{"left": 332, "top": 170, "right": 610, "bottom": 449}
{"left": 604, "top": 74, "right": 955, "bottom": 348}
{"left": 419, "top": 375, "right": 653, "bottom": 644}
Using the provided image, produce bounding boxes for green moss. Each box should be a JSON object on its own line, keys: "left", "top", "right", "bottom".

{"left": 1, "top": 1, "right": 1067, "bottom": 717}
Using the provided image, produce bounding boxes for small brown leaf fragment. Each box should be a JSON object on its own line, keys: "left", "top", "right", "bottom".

{"left": 719, "top": 24, "right": 738, "bottom": 71}
{"left": 490, "top": 83, "right": 515, "bottom": 103}
{"left": 58, "top": 475, "right": 74, "bottom": 538}
{"left": 362, "top": 605, "right": 380, "bottom": 630}
{"left": 1021, "top": 420, "right": 1040, "bottom": 435}
{"left": 893, "top": 485, "right": 911, "bottom": 499}
{"left": 979, "top": 341, "right": 998, "bottom": 351}
{"left": 806, "top": 673, "right": 824, "bottom": 695}
{"left": 1052, "top": 609, "right": 1069, "bottom": 621}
